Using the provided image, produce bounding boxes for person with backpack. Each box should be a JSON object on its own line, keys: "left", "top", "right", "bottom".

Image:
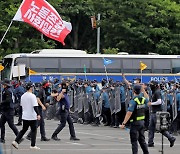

{"left": 0, "top": 79, "right": 19, "bottom": 143}
{"left": 13, "top": 81, "right": 25, "bottom": 126}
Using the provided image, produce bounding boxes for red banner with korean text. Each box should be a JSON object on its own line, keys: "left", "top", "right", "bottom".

{"left": 13, "top": 0, "right": 72, "bottom": 45}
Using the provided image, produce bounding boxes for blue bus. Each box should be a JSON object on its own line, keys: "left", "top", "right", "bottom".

{"left": 1, "top": 49, "right": 180, "bottom": 83}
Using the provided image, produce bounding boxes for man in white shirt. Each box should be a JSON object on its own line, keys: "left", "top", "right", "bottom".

{"left": 12, "top": 82, "right": 41, "bottom": 150}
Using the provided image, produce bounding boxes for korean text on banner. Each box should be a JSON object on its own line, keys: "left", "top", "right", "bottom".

{"left": 13, "top": 0, "right": 72, "bottom": 45}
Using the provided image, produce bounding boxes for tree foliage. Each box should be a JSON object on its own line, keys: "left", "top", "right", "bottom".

{"left": 0, "top": 0, "right": 179, "bottom": 57}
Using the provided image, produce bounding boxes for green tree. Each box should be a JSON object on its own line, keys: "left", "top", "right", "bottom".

{"left": 0, "top": 0, "right": 179, "bottom": 56}
{"left": 0, "top": 0, "right": 56, "bottom": 57}
{"left": 98, "top": 0, "right": 180, "bottom": 54}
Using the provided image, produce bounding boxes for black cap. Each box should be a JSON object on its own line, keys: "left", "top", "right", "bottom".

{"left": 133, "top": 85, "right": 141, "bottom": 94}
{"left": 1, "top": 79, "right": 11, "bottom": 87}
{"left": 26, "top": 82, "right": 33, "bottom": 90}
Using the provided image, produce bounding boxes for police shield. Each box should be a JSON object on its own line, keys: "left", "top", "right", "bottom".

{"left": 96, "top": 93, "right": 103, "bottom": 117}
{"left": 109, "top": 90, "right": 115, "bottom": 115}
{"left": 172, "top": 92, "right": 177, "bottom": 121}
{"left": 78, "top": 92, "right": 83, "bottom": 113}
{"left": 83, "top": 93, "right": 89, "bottom": 113}
{"left": 125, "top": 87, "right": 131, "bottom": 112}
{"left": 91, "top": 94, "right": 97, "bottom": 118}
{"left": 162, "top": 90, "right": 168, "bottom": 112}
{"left": 74, "top": 90, "right": 78, "bottom": 112}
{"left": 115, "top": 87, "right": 121, "bottom": 113}
{"left": 67, "top": 90, "right": 74, "bottom": 108}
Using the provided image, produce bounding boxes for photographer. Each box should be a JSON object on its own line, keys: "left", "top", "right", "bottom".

{"left": 148, "top": 81, "right": 176, "bottom": 147}
{"left": 51, "top": 81, "right": 80, "bottom": 141}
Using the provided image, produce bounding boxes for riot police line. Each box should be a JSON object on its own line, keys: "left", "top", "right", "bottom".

{"left": 38, "top": 78, "right": 180, "bottom": 134}
{"left": 0, "top": 78, "right": 180, "bottom": 135}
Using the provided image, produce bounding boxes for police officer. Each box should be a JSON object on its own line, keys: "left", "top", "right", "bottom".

{"left": 148, "top": 81, "right": 176, "bottom": 147}
{"left": 0, "top": 79, "right": 19, "bottom": 143}
{"left": 120, "top": 85, "right": 149, "bottom": 154}
{"left": 51, "top": 81, "right": 80, "bottom": 141}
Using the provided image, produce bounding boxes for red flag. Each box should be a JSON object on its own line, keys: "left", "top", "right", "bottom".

{"left": 13, "top": 0, "right": 72, "bottom": 45}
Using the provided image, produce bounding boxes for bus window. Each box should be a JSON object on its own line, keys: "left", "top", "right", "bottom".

{"left": 60, "top": 58, "right": 90, "bottom": 73}
{"left": 80, "top": 58, "right": 90, "bottom": 73}
{"left": 1, "top": 58, "right": 13, "bottom": 80}
{"left": 61, "top": 58, "right": 81, "bottom": 73}
{"left": 172, "top": 59, "right": 180, "bottom": 73}
{"left": 91, "top": 58, "right": 121, "bottom": 73}
{"left": 14, "top": 57, "right": 28, "bottom": 66}
{"left": 153, "top": 59, "right": 171, "bottom": 73}
{"left": 29, "top": 58, "right": 59, "bottom": 71}
{"left": 122, "top": 59, "right": 152, "bottom": 73}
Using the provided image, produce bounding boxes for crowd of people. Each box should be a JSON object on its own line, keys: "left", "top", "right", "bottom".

{"left": 0, "top": 75, "right": 179, "bottom": 152}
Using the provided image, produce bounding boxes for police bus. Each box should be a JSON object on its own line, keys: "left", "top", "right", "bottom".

{"left": 1, "top": 49, "right": 180, "bottom": 82}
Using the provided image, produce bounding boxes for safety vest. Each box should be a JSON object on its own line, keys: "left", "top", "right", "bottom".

{"left": 130, "top": 97, "right": 146, "bottom": 122}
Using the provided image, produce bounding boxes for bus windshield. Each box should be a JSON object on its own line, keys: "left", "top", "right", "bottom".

{"left": 1, "top": 58, "right": 12, "bottom": 80}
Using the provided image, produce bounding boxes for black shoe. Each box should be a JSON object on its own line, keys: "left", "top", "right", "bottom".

{"left": 0, "top": 139, "right": 5, "bottom": 143}
{"left": 170, "top": 138, "right": 176, "bottom": 147}
{"left": 41, "top": 137, "right": 50, "bottom": 141}
{"left": 70, "top": 136, "right": 80, "bottom": 141}
{"left": 15, "top": 123, "right": 22, "bottom": 126}
{"left": 148, "top": 143, "right": 154, "bottom": 147}
{"left": 51, "top": 136, "right": 61, "bottom": 141}
{"left": 26, "top": 136, "right": 31, "bottom": 140}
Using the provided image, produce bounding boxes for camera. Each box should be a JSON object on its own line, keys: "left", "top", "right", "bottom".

{"left": 156, "top": 112, "right": 170, "bottom": 132}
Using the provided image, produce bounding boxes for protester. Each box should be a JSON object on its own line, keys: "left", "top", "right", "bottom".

{"left": 12, "top": 82, "right": 41, "bottom": 150}
{"left": 51, "top": 81, "right": 80, "bottom": 141}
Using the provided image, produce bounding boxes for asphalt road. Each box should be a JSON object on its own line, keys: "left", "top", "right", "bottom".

{"left": 1, "top": 118, "right": 180, "bottom": 154}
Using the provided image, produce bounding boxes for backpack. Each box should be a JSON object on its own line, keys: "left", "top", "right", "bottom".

{"left": 8, "top": 88, "right": 15, "bottom": 109}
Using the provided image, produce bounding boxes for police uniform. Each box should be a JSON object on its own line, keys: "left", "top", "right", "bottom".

{"left": 0, "top": 79, "right": 19, "bottom": 143}
{"left": 121, "top": 85, "right": 149, "bottom": 154}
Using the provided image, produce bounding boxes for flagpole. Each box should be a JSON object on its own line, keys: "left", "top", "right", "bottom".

{"left": 85, "top": 72, "right": 87, "bottom": 81}
{"left": 104, "top": 65, "right": 109, "bottom": 84}
{"left": 0, "top": 20, "right": 13, "bottom": 45}
{"left": 29, "top": 68, "right": 31, "bottom": 81}
{"left": 84, "top": 64, "right": 87, "bottom": 81}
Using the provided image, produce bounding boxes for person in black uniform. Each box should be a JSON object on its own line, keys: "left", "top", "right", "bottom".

{"left": 51, "top": 81, "right": 80, "bottom": 141}
{"left": 120, "top": 85, "right": 149, "bottom": 154}
{"left": 148, "top": 81, "right": 176, "bottom": 147}
{"left": 0, "top": 79, "right": 19, "bottom": 143}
